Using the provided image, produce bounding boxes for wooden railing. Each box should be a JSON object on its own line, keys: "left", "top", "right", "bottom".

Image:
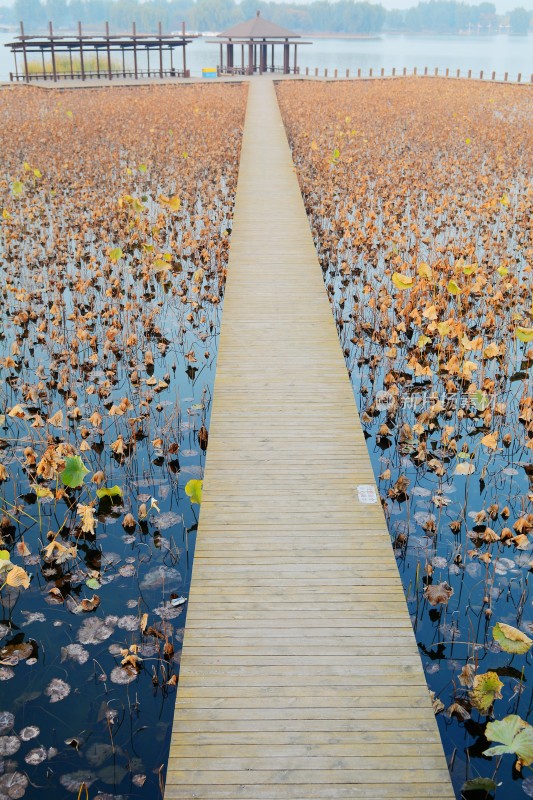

{"left": 217, "top": 65, "right": 300, "bottom": 76}
{"left": 10, "top": 68, "right": 190, "bottom": 81}
{"left": 302, "top": 65, "right": 531, "bottom": 83}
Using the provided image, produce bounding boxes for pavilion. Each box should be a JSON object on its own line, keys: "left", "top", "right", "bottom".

{"left": 209, "top": 12, "right": 311, "bottom": 76}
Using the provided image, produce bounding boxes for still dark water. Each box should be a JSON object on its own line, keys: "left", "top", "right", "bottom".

{"left": 277, "top": 77, "right": 533, "bottom": 800}
{"left": 0, "top": 84, "right": 246, "bottom": 799}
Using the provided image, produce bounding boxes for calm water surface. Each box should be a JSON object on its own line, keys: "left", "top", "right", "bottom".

{"left": 0, "top": 32, "right": 531, "bottom": 81}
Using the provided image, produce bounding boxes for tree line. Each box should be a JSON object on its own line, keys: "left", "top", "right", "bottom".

{"left": 2, "top": 0, "right": 532, "bottom": 35}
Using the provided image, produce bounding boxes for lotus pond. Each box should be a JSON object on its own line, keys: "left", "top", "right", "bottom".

{"left": 0, "top": 83, "right": 246, "bottom": 799}
{"left": 277, "top": 77, "right": 533, "bottom": 800}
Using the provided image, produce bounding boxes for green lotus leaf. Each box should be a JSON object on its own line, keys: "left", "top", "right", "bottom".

{"left": 60, "top": 456, "right": 90, "bottom": 489}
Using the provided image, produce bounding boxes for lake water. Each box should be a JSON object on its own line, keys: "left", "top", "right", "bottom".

{"left": 0, "top": 32, "right": 531, "bottom": 82}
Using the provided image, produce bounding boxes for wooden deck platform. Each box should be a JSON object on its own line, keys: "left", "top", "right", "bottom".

{"left": 165, "top": 78, "right": 455, "bottom": 800}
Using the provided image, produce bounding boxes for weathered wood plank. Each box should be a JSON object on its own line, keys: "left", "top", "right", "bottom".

{"left": 164, "top": 78, "right": 453, "bottom": 800}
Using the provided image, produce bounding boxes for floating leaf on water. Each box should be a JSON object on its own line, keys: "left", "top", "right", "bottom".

{"left": 25, "top": 745, "right": 47, "bottom": 765}
{"left": 154, "top": 511, "right": 183, "bottom": 530}
{"left": 391, "top": 272, "right": 414, "bottom": 291}
{"left": 77, "top": 617, "right": 115, "bottom": 645}
{"left": 184, "top": 479, "right": 202, "bottom": 505}
{"left": 0, "top": 771, "right": 28, "bottom": 797}
{"left": 1, "top": 641, "right": 33, "bottom": 661}
{"left": 484, "top": 714, "right": 533, "bottom": 768}
{"left": 447, "top": 278, "right": 462, "bottom": 295}
{"left": 59, "top": 772, "right": 96, "bottom": 793}
{"left": 98, "top": 764, "right": 128, "bottom": 785}
{"left": 140, "top": 566, "right": 181, "bottom": 591}
{"left": 0, "top": 668, "right": 15, "bottom": 681}
{"left": 429, "top": 690, "right": 444, "bottom": 715}
{"left": 0, "top": 711, "right": 14, "bottom": 734}
{"left": 118, "top": 563, "right": 136, "bottom": 577}
{"left": 79, "top": 595, "right": 101, "bottom": 613}
{"left": 96, "top": 485, "right": 122, "bottom": 500}
{"left": 4, "top": 565, "right": 31, "bottom": 589}
{"left": 0, "top": 735, "right": 21, "bottom": 755}
{"left": 110, "top": 665, "right": 137, "bottom": 685}
{"left": 461, "top": 777, "right": 497, "bottom": 794}
{"left": 61, "top": 644, "right": 89, "bottom": 665}
{"left": 60, "top": 455, "right": 89, "bottom": 488}
{"left": 132, "top": 774, "right": 147, "bottom": 787}
{"left": 19, "top": 725, "right": 40, "bottom": 741}
{"left": 45, "top": 677, "right": 71, "bottom": 703}
{"left": 424, "top": 582, "right": 453, "bottom": 607}
{"left": 109, "top": 247, "right": 123, "bottom": 262}
{"left": 516, "top": 327, "right": 533, "bottom": 343}
{"left": 455, "top": 462, "right": 475, "bottom": 475}
{"left": 86, "top": 741, "right": 115, "bottom": 767}
{"left": 116, "top": 615, "right": 138, "bottom": 631}
{"left": 470, "top": 671, "right": 504, "bottom": 714}
{"left": 21, "top": 611, "right": 45, "bottom": 626}
{"left": 493, "top": 622, "right": 533, "bottom": 654}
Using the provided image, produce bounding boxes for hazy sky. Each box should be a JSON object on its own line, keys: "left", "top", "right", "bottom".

{"left": 0, "top": 0, "right": 530, "bottom": 15}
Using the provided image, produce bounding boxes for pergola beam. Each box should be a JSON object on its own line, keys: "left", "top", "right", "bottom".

{"left": 7, "top": 22, "right": 196, "bottom": 82}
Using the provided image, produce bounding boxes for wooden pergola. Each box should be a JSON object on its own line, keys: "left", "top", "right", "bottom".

{"left": 208, "top": 12, "right": 311, "bottom": 76}
{"left": 6, "top": 21, "right": 197, "bottom": 82}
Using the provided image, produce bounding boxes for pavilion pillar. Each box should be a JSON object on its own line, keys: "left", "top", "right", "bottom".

{"left": 248, "top": 43, "right": 253, "bottom": 75}
{"left": 271, "top": 43, "right": 274, "bottom": 72}
{"left": 96, "top": 49, "right": 100, "bottom": 78}
{"left": 105, "top": 21, "right": 112, "bottom": 80}
{"left": 20, "top": 21, "right": 29, "bottom": 82}
{"left": 49, "top": 22, "right": 57, "bottom": 82}
{"left": 158, "top": 21, "right": 163, "bottom": 78}
{"left": 182, "top": 22, "right": 187, "bottom": 76}
{"left": 132, "top": 22, "right": 138, "bottom": 79}
{"left": 78, "top": 21, "right": 85, "bottom": 80}
{"left": 293, "top": 43, "right": 297, "bottom": 74}
{"left": 241, "top": 44, "right": 244, "bottom": 72}
{"left": 260, "top": 43, "right": 267, "bottom": 73}
{"left": 219, "top": 42, "right": 223, "bottom": 71}
{"left": 227, "top": 43, "right": 234, "bottom": 69}
{"left": 283, "top": 41, "right": 289, "bottom": 74}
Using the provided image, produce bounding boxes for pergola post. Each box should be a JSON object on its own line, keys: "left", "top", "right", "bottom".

{"left": 49, "top": 21, "right": 57, "bottom": 81}
{"left": 248, "top": 43, "right": 253, "bottom": 75}
{"left": 182, "top": 22, "right": 187, "bottom": 76}
{"left": 132, "top": 22, "right": 138, "bottom": 79}
{"left": 20, "top": 21, "right": 29, "bottom": 82}
{"left": 283, "top": 41, "right": 289, "bottom": 74}
{"left": 105, "top": 21, "right": 111, "bottom": 80}
{"left": 158, "top": 21, "right": 163, "bottom": 78}
{"left": 78, "top": 21, "right": 85, "bottom": 80}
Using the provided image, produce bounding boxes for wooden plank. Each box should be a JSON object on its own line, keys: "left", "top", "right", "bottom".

{"left": 164, "top": 78, "right": 453, "bottom": 800}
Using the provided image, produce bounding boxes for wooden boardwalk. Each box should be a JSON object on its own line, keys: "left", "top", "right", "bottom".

{"left": 165, "top": 78, "right": 455, "bottom": 800}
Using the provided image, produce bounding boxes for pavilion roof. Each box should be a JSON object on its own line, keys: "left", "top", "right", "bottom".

{"left": 217, "top": 13, "right": 300, "bottom": 40}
